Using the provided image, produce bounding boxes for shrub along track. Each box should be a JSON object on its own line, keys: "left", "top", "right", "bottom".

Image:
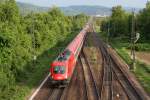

{"left": 30, "top": 31, "right": 149, "bottom": 100}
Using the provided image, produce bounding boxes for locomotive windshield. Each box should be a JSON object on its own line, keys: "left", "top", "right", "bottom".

{"left": 54, "top": 66, "right": 66, "bottom": 74}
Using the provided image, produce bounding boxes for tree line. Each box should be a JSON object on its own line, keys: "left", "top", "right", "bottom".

{"left": 0, "top": 0, "right": 88, "bottom": 99}
{"left": 101, "top": 1, "right": 150, "bottom": 42}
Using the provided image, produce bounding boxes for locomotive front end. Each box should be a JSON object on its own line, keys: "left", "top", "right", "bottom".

{"left": 50, "top": 50, "right": 72, "bottom": 85}
{"left": 50, "top": 61, "right": 67, "bottom": 81}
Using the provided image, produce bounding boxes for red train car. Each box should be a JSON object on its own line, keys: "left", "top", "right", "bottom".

{"left": 50, "top": 23, "right": 90, "bottom": 85}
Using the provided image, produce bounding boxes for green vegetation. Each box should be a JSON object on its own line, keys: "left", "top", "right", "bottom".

{"left": 101, "top": 1, "right": 150, "bottom": 42}
{"left": 101, "top": 6, "right": 131, "bottom": 37}
{"left": 134, "top": 62, "right": 150, "bottom": 94}
{"left": 137, "top": 2, "right": 150, "bottom": 41}
{"left": 100, "top": 1, "right": 150, "bottom": 95}
{"left": 127, "top": 43, "right": 150, "bottom": 52}
{"left": 105, "top": 36, "right": 150, "bottom": 94}
{"left": 110, "top": 39, "right": 132, "bottom": 64}
{"left": 0, "top": 0, "right": 88, "bottom": 99}
{"left": 109, "top": 39, "right": 150, "bottom": 94}
{"left": 94, "top": 17, "right": 106, "bottom": 32}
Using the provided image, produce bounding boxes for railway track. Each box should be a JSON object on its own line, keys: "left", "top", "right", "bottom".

{"left": 92, "top": 32, "right": 149, "bottom": 100}
{"left": 60, "top": 66, "right": 79, "bottom": 100}
{"left": 98, "top": 35, "right": 113, "bottom": 100}
{"left": 111, "top": 57, "right": 148, "bottom": 100}
{"left": 76, "top": 59, "right": 89, "bottom": 100}
{"left": 48, "top": 89, "right": 64, "bottom": 100}
{"left": 80, "top": 53, "right": 100, "bottom": 100}
{"left": 30, "top": 28, "right": 149, "bottom": 100}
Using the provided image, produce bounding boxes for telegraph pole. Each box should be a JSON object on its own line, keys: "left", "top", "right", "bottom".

{"left": 107, "top": 19, "right": 110, "bottom": 44}
{"left": 31, "top": 12, "right": 36, "bottom": 66}
{"left": 131, "top": 11, "right": 136, "bottom": 70}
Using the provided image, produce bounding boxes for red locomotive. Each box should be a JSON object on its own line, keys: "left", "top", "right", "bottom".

{"left": 50, "top": 23, "right": 90, "bottom": 85}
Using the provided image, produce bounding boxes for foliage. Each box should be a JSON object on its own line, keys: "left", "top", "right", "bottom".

{"left": 72, "top": 13, "right": 89, "bottom": 31}
{"left": 109, "top": 38, "right": 132, "bottom": 64}
{"left": 134, "top": 61, "right": 150, "bottom": 94}
{"left": 126, "top": 43, "right": 150, "bottom": 52}
{"left": 101, "top": 6, "right": 131, "bottom": 38}
{"left": 100, "top": 3, "right": 150, "bottom": 95}
{"left": 137, "top": 1, "right": 150, "bottom": 41}
{"left": 109, "top": 38, "right": 150, "bottom": 94}
{"left": 101, "top": 2, "right": 150, "bottom": 42}
{"left": 0, "top": 0, "right": 88, "bottom": 99}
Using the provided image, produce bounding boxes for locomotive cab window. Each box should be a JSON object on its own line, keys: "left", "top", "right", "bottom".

{"left": 54, "top": 66, "right": 66, "bottom": 74}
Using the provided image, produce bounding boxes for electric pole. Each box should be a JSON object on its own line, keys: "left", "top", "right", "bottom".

{"left": 107, "top": 19, "right": 110, "bottom": 44}
{"left": 131, "top": 11, "right": 136, "bottom": 70}
{"left": 31, "top": 12, "right": 36, "bottom": 66}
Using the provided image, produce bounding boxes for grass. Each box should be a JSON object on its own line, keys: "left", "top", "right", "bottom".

{"left": 134, "top": 62, "right": 150, "bottom": 94}
{"left": 127, "top": 43, "right": 150, "bottom": 52}
{"left": 99, "top": 33, "right": 150, "bottom": 95}
{"left": 110, "top": 38, "right": 132, "bottom": 64}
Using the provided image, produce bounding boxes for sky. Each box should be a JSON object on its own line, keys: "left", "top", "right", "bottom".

{"left": 16, "top": 0, "right": 148, "bottom": 8}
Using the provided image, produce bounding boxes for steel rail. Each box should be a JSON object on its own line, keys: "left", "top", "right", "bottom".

{"left": 96, "top": 31, "right": 148, "bottom": 100}
{"left": 80, "top": 53, "right": 100, "bottom": 100}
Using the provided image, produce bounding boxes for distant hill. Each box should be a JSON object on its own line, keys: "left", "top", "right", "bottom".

{"left": 60, "top": 5, "right": 111, "bottom": 16}
{"left": 17, "top": 2, "right": 49, "bottom": 15}
{"left": 17, "top": 2, "right": 111, "bottom": 16}
{"left": 16, "top": 2, "right": 141, "bottom": 16}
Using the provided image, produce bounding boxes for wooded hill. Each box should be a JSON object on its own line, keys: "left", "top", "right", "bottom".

{"left": 16, "top": 2, "right": 141, "bottom": 16}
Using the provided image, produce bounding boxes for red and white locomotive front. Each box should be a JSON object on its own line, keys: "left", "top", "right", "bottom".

{"left": 50, "top": 50, "right": 75, "bottom": 83}
{"left": 50, "top": 61, "right": 67, "bottom": 80}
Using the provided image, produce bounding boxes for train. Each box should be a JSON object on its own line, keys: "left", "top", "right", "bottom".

{"left": 49, "top": 22, "right": 90, "bottom": 86}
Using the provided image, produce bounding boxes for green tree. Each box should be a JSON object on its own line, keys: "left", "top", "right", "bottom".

{"left": 0, "top": 0, "right": 19, "bottom": 23}
{"left": 0, "top": 1, "right": 88, "bottom": 99}
{"left": 137, "top": 1, "right": 150, "bottom": 41}
{"left": 110, "top": 6, "right": 130, "bottom": 37}
{"left": 72, "top": 13, "right": 88, "bottom": 31}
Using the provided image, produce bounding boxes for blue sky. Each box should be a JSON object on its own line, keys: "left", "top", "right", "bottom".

{"left": 16, "top": 0, "right": 148, "bottom": 8}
